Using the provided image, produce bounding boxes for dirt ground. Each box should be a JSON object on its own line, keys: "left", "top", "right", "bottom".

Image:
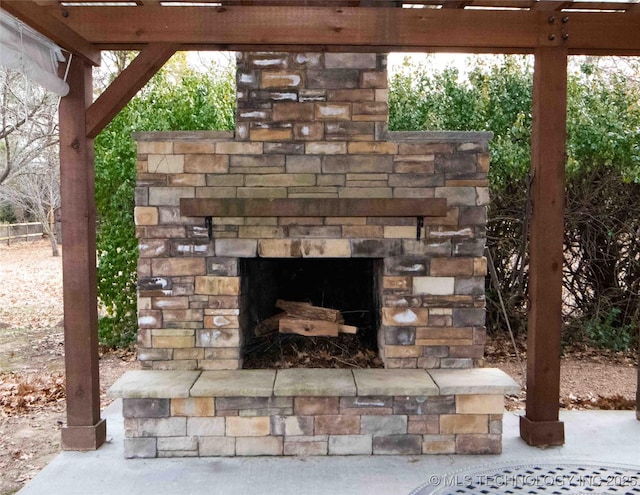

{"left": 0, "top": 239, "right": 637, "bottom": 495}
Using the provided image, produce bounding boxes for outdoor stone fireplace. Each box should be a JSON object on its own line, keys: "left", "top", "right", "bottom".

{"left": 109, "top": 52, "right": 519, "bottom": 458}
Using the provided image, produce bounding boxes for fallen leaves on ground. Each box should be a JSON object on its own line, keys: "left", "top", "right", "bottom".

{"left": 0, "top": 372, "right": 66, "bottom": 417}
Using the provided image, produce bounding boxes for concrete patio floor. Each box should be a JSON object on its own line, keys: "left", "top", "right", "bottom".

{"left": 18, "top": 401, "right": 640, "bottom": 495}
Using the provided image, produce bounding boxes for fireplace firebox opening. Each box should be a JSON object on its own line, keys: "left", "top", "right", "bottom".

{"left": 241, "top": 258, "right": 383, "bottom": 369}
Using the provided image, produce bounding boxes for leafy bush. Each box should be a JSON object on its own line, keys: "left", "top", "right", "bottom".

{"left": 94, "top": 58, "right": 235, "bottom": 347}
{"left": 389, "top": 55, "right": 640, "bottom": 351}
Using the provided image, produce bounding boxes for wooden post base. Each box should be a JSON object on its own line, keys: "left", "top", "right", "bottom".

{"left": 519, "top": 415, "right": 564, "bottom": 447}
{"left": 61, "top": 419, "right": 107, "bottom": 451}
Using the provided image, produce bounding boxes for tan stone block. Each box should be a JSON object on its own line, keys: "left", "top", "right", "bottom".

{"left": 305, "top": 141, "right": 347, "bottom": 154}
{"left": 375, "top": 88, "right": 389, "bottom": 102}
{"left": 315, "top": 415, "right": 360, "bottom": 435}
{"left": 162, "top": 309, "right": 203, "bottom": 322}
{"left": 199, "top": 436, "right": 235, "bottom": 456}
{"left": 184, "top": 154, "right": 229, "bottom": 173}
{"left": 173, "top": 348, "right": 204, "bottom": 360}
{"left": 152, "top": 258, "right": 205, "bottom": 276}
{"left": 301, "top": 239, "right": 351, "bottom": 257}
{"left": 215, "top": 142, "right": 263, "bottom": 154}
{"left": 293, "top": 122, "right": 324, "bottom": 141}
{"left": 226, "top": 416, "right": 270, "bottom": 436}
{"left": 245, "top": 174, "right": 315, "bottom": 187}
{"left": 478, "top": 153, "right": 490, "bottom": 173}
{"left": 383, "top": 276, "right": 411, "bottom": 291}
{"left": 261, "top": 71, "right": 303, "bottom": 88}
{"left": 383, "top": 226, "right": 417, "bottom": 239}
{"left": 408, "top": 416, "right": 439, "bottom": 435}
{"left": 384, "top": 345, "right": 421, "bottom": 358}
{"left": 315, "top": 103, "right": 351, "bottom": 121}
{"left": 137, "top": 141, "right": 173, "bottom": 154}
{"left": 339, "top": 187, "right": 392, "bottom": 198}
{"left": 152, "top": 335, "right": 195, "bottom": 348}
{"left": 382, "top": 307, "right": 428, "bottom": 326}
{"left": 430, "top": 258, "right": 474, "bottom": 277}
{"left": 173, "top": 141, "right": 217, "bottom": 154}
{"left": 250, "top": 128, "right": 293, "bottom": 142}
{"left": 347, "top": 142, "right": 397, "bottom": 155}
{"left": 171, "top": 398, "right": 215, "bottom": 417}
{"left": 272, "top": 102, "right": 315, "bottom": 121}
{"left": 167, "top": 174, "right": 205, "bottom": 187}
{"left": 474, "top": 257, "right": 488, "bottom": 276}
{"left": 238, "top": 226, "right": 286, "bottom": 238}
{"left": 351, "top": 114, "right": 387, "bottom": 122}
{"left": 148, "top": 154, "right": 184, "bottom": 174}
{"left": 294, "top": 397, "right": 339, "bottom": 415}
{"left": 440, "top": 414, "right": 488, "bottom": 434}
{"left": 136, "top": 159, "right": 148, "bottom": 174}
{"left": 360, "top": 71, "right": 388, "bottom": 89}
{"left": 258, "top": 239, "right": 303, "bottom": 258}
{"left": 325, "top": 216, "right": 366, "bottom": 225}
{"left": 422, "top": 435, "right": 456, "bottom": 454}
{"left": 148, "top": 187, "right": 194, "bottom": 206}
{"left": 456, "top": 395, "right": 504, "bottom": 415}
{"left": 135, "top": 207, "right": 158, "bottom": 226}
{"left": 204, "top": 314, "right": 239, "bottom": 329}
{"left": 196, "top": 328, "right": 241, "bottom": 348}
{"left": 416, "top": 327, "right": 473, "bottom": 341}
{"left": 149, "top": 296, "right": 188, "bottom": 311}
{"left": 237, "top": 187, "right": 287, "bottom": 199}
{"left": 236, "top": 436, "right": 283, "bottom": 456}
{"left": 327, "top": 89, "right": 374, "bottom": 101}
{"left": 138, "top": 297, "right": 152, "bottom": 311}
{"left": 414, "top": 276, "right": 455, "bottom": 296}
{"left": 195, "top": 276, "right": 241, "bottom": 296}
{"left": 342, "top": 225, "right": 383, "bottom": 238}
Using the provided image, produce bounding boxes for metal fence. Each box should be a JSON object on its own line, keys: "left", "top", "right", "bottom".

{"left": 0, "top": 222, "right": 43, "bottom": 245}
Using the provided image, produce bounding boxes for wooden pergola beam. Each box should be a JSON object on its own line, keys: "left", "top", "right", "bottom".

{"left": 42, "top": 5, "right": 640, "bottom": 55}
{"left": 520, "top": 45, "right": 568, "bottom": 447}
{"left": 86, "top": 43, "right": 179, "bottom": 139}
{"left": 1, "top": 0, "right": 101, "bottom": 66}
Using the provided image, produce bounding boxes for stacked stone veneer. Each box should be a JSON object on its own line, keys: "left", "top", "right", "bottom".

{"left": 133, "top": 52, "right": 491, "bottom": 371}
{"left": 111, "top": 368, "right": 519, "bottom": 458}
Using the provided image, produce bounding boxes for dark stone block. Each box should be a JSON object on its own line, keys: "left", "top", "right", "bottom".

{"left": 455, "top": 434, "right": 502, "bottom": 454}
{"left": 351, "top": 239, "right": 402, "bottom": 258}
{"left": 435, "top": 154, "right": 478, "bottom": 175}
{"left": 138, "top": 277, "right": 172, "bottom": 291}
{"left": 383, "top": 327, "right": 416, "bottom": 345}
{"left": 207, "top": 257, "right": 240, "bottom": 276}
{"left": 216, "top": 397, "right": 293, "bottom": 411}
{"left": 452, "top": 238, "right": 486, "bottom": 256}
{"left": 372, "top": 434, "right": 421, "bottom": 455}
{"left": 384, "top": 257, "right": 428, "bottom": 276}
{"left": 123, "top": 399, "right": 170, "bottom": 418}
{"left": 393, "top": 396, "right": 455, "bottom": 415}
{"left": 422, "top": 345, "right": 449, "bottom": 358}
{"left": 264, "top": 142, "right": 305, "bottom": 155}
{"left": 307, "top": 69, "right": 359, "bottom": 89}
{"left": 453, "top": 308, "right": 486, "bottom": 327}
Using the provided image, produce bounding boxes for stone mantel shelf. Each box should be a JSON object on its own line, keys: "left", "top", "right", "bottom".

{"left": 180, "top": 198, "right": 448, "bottom": 218}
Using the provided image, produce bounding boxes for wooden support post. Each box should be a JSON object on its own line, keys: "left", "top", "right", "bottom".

{"left": 520, "top": 46, "right": 567, "bottom": 447}
{"left": 58, "top": 59, "right": 106, "bottom": 450}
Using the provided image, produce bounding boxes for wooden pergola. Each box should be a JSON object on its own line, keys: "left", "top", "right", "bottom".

{"left": 1, "top": 0, "right": 638, "bottom": 451}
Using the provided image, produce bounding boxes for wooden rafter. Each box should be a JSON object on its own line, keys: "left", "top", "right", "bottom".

{"left": 86, "top": 43, "right": 179, "bottom": 138}
{"left": 35, "top": 4, "right": 640, "bottom": 55}
{"left": 1, "top": 0, "right": 101, "bottom": 66}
